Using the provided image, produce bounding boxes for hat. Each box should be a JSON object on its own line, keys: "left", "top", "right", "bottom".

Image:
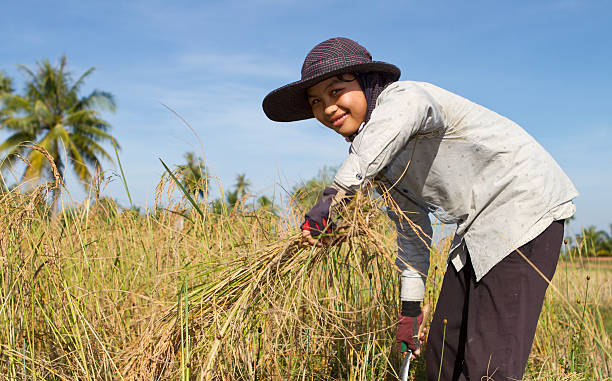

{"left": 262, "top": 37, "right": 400, "bottom": 122}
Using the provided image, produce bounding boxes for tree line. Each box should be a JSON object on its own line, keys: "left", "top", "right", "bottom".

{"left": 170, "top": 151, "right": 277, "bottom": 214}
{"left": 566, "top": 223, "right": 612, "bottom": 258}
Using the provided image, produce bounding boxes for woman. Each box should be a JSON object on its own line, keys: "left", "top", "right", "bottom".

{"left": 262, "top": 37, "right": 577, "bottom": 380}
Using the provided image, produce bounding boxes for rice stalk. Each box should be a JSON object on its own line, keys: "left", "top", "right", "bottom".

{"left": 122, "top": 188, "right": 410, "bottom": 379}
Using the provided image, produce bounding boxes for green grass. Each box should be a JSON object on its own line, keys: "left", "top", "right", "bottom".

{"left": 599, "top": 306, "right": 612, "bottom": 337}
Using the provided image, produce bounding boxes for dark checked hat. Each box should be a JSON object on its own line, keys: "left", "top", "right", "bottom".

{"left": 262, "top": 37, "right": 400, "bottom": 122}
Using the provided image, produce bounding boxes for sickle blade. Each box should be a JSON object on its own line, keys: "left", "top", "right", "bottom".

{"left": 399, "top": 349, "right": 412, "bottom": 381}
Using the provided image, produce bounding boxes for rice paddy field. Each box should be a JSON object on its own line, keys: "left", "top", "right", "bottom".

{"left": 0, "top": 177, "right": 610, "bottom": 380}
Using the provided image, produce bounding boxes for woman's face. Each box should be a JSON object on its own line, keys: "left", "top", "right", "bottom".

{"left": 306, "top": 74, "right": 367, "bottom": 138}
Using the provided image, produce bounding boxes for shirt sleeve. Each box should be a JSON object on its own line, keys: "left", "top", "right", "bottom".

{"left": 333, "top": 82, "right": 444, "bottom": 193}
{"left": 387, "top": 197, "right": 432, "bottom": 302}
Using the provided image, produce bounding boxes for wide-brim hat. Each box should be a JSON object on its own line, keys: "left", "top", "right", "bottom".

{"left": 262, "top": 37, "right": 400, "bottom": 122}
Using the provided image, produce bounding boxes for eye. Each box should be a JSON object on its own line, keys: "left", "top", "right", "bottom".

{"left": 310, "top": 98, "right": 320, "bottom": 107}
{"left": 330, "top": 88, "right": 342, "bottom": 96}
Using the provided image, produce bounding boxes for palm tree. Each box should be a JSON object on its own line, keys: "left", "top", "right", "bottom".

{"left": 592, "top": 225, "right": 612, "bottom": 257}
{"left": 235, "top": 173, "right": 251, "bottom": 195}
{"left": 603, "top": 224, "right": 612, "bottom": 256}
{"left": 0, "top": 71, "right": 13, "bottom": 95}
{"left": 227, "top": 173, "right": 251, "bottom": 208}
{"left": 577, "top": 225, "right": 612, "bottom": 257}
{"left": 0, "top": 55, "right": 117, "bottom": 194}
{"left": 256, "top": 195, "right": 278, "bottom": 215}
{"left": 176, "top": 152, "right": 208, "bottom": 199}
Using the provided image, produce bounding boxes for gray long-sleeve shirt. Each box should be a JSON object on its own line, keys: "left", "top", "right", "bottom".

{"left": 332, "top": 81, "right": 577, "bottom": 299}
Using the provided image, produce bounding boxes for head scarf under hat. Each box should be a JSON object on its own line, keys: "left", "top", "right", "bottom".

{"left": 262, "top": 37, "right": 400, "bottom": 122}
{"left": 338, "top": 72, "right": 396, "bottom": 142}
{"left": 358, "top": 71, "right": 395, "bottom": 125}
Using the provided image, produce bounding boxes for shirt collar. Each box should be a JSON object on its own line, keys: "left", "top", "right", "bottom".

{"left": 346, "top": 122, "right": 366, "bottom": 143}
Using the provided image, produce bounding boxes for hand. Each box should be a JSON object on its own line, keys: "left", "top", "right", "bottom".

{"left": 300, "top": 187, "right": 338, "bottom": 240}
{"left": 301, "top": 228, "right": 323, "bottom": 246}
{"left": 301, "top": 187, "right": 352, "bottom": 246}
{"left": 301, "top": 227, "right": 348, "bottom": 247}
{"left": 396, "top": 305, "right": 430, "bottom": 359}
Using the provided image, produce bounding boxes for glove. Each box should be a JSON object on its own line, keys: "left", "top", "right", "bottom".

{"left": 300, "top": 187, "right": 338, "bottom": 237}
{"left": 396, "top": 304, "right": 430, "bottom": 353}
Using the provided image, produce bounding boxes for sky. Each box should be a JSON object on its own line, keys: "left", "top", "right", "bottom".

{"left": 1, "top": 0, "right": 610, "bottom": 234}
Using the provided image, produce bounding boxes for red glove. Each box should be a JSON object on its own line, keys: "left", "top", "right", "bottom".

{"left": 300, "top": 187, "right": 338, "bottom": 237}
{"left": 396, "top": 305, "right": 429, "bottom": 353}
{"left": 301, "top": 218, "right": 328, "bottom": 237}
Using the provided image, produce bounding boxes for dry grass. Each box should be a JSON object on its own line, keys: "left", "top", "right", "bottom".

{"left": 0, "top": 168, "right": 610, "bottom": 380}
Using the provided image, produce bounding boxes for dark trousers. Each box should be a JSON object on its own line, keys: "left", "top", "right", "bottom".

{"left": 425, "top": 220, "right": 564, "bottom": 381}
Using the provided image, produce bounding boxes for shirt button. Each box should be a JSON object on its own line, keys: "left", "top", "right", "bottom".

{"left": 356, "top": 173, "right": 363, "bottom": 180}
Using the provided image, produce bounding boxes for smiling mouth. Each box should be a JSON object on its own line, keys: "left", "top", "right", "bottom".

{"left": 331, "top": 113, "right": 348, "bottom": 127}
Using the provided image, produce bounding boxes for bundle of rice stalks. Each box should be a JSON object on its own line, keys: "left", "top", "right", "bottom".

{"left": 122, "top": 189, "right": 419, "bottom": 380}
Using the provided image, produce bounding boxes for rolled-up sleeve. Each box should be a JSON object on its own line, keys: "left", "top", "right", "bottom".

{"left": 333, "top": 82, "right": 443, "bottom": 193}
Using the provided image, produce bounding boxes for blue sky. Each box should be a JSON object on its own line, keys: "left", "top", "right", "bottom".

{"left": 1, "top": 0, "right": 610, "bottom": 233}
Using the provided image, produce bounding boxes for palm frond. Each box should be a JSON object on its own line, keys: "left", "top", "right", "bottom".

{"left": 71, "top": 120, "right": 115, "bottom": 141}
{"left": 54, "top": 123, "right": 92, "bottom": 182}
{"left": 1, "top": 94, "right": 32, "bottom": 113}
{"left": 81, "top": 90, "right": 116, "bottom": 112}
{"left": 64, "top": 108, "right": 98, "bottom": 125}
{"left": 33, "top": 99, "right": 51, "bottom": 121}
{"left": 70, "top": 134, "right": 114, "bottom": 164}
{"left": 0, "top": 132, "right": 35, "bottom": 153}
{"left": 69, "top": 65, "right": 95, "bottom": 95}
{"left": 1, "top": 115, "right": 38, "bottom": 134}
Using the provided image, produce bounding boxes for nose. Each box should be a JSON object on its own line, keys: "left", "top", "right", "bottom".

{"left": 324, "top": 103, "right": 338, "bottom": 117}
